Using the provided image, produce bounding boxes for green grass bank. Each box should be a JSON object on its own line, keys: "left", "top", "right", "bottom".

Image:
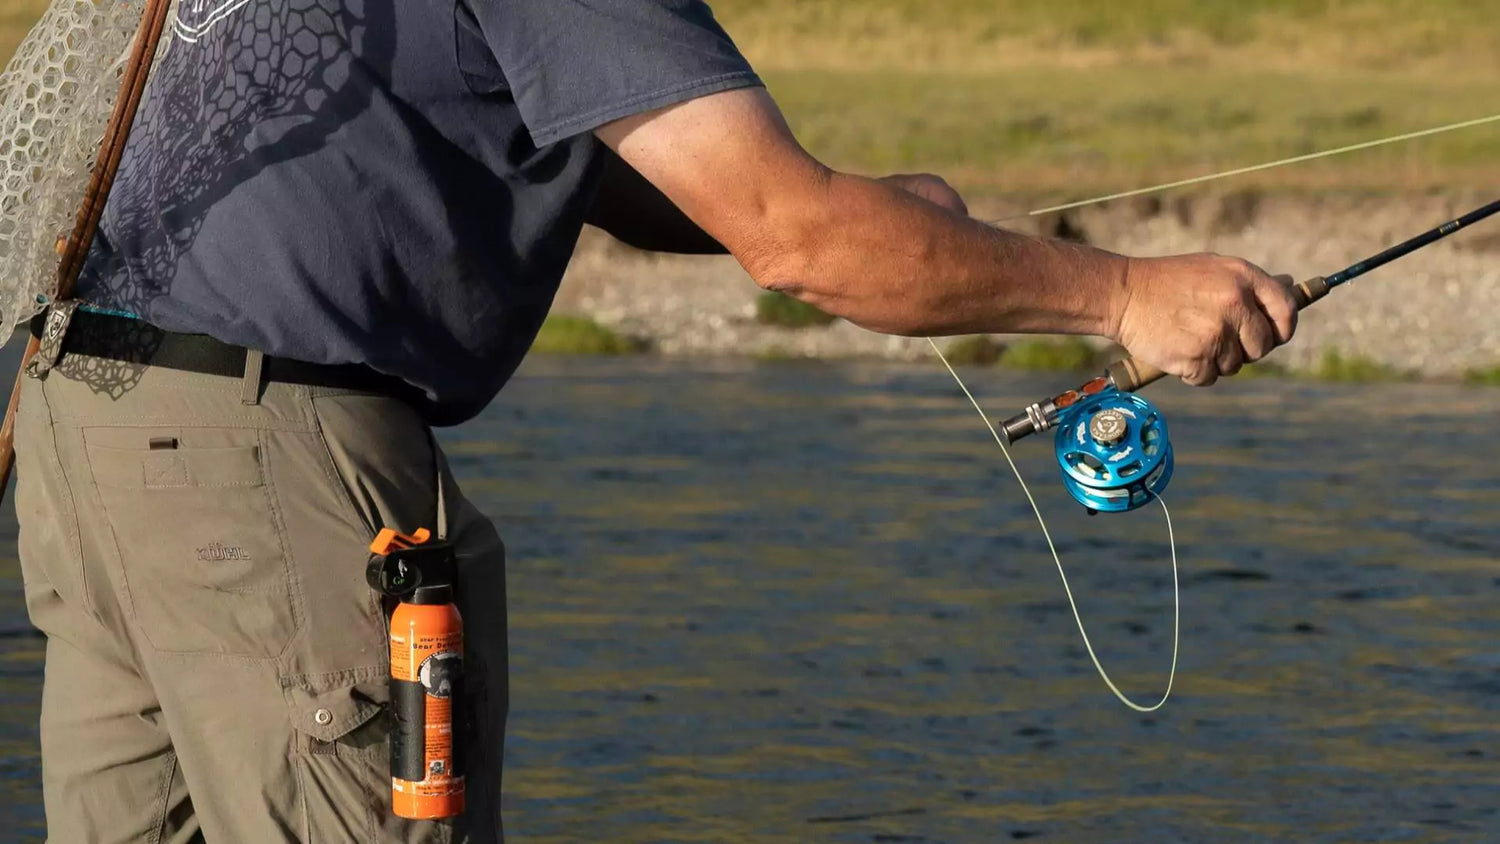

{"left": 708, "top": 0, "right": 1500, "bottom": 197}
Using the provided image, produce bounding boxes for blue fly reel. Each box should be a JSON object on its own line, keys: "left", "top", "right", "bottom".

{"left": 1053, "top": 388, "right": 1173, "bottom": 513}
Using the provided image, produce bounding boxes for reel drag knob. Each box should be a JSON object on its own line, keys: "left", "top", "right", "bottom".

{"left": 1053, "top": 390, "right": 1174, "bottom": 514}
{"left": 1088, "top": 408, "right": 1129, "bottom": 447}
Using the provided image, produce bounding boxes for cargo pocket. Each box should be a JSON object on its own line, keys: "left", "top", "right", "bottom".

{"left": 85, "top": 436, "right": 299, "bottom": 658}
{"left": 285, "top": 668, "right": 453, "bottom": 843}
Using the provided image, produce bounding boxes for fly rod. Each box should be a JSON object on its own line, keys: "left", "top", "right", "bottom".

{"left": 999, "top": 198, "right": 1500, "bottom": 448}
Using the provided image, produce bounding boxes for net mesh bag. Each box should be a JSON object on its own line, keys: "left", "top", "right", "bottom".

{"left": 0, "top": 0, "right": 165, "bottom": 341}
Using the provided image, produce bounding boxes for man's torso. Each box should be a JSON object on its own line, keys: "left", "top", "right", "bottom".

{"left": 79, "top": 0, "right": 605, "bottom": 424}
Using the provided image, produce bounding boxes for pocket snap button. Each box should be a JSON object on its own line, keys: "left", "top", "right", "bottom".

{"left": 313, "top": 708, "right": 333, "bottom": 726}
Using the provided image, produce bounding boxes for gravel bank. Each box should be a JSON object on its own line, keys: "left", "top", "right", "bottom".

{"left": 553, "top": 192, "right": 1500, "bottom": 377}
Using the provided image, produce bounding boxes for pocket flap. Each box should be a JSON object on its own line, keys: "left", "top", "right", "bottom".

{"left": 87, "top": 442, "right": 264, "bottom": 490}
{"left": 282, "top": 666, "right": 389, "bottom": 743}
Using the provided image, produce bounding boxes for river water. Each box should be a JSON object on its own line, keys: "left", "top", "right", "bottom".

{"left": 1, "top": 354, "right": 1498, "bottom": 842}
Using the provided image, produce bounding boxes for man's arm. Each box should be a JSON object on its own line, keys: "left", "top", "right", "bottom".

{"left": 595, "top": 88, "right": 1297, "bottom": 386}
{"left": 585, "top": 147, "right": 727, "bottom": 254}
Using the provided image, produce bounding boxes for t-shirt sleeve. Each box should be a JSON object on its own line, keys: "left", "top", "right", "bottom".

{"left": 466, "top": 0, "right": 763, "bottom": 148}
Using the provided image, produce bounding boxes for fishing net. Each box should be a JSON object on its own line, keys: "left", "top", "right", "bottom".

{"left": 0, "top": 0, "right": 168, "bottom": 342}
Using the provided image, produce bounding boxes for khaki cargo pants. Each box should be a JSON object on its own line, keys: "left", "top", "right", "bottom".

{"left": 15, "top": 349, "right": 509, "bottom": 842}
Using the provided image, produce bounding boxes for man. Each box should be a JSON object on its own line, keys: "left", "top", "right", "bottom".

{"left": 14, "top": 0, "right": 1295, "bottom": 841}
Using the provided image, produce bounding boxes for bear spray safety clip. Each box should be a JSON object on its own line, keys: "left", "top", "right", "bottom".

{"left": 368, "top": 528, "right": 466, "bottom": 820}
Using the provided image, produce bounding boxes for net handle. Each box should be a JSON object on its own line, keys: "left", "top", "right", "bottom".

{"left": 0, "top": 0, "right": 175, "bottom": 499}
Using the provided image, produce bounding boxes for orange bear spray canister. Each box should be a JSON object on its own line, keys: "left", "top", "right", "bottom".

{"left": 389, "top": 583, "right": 465, "bottom": 819}
{"left": 370, "top": 525, "right": 466, "bottom": 821}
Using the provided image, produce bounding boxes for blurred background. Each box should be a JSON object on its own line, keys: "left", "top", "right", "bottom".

{"left": 2, "top": 1, "right": 1499, "bottom": 841}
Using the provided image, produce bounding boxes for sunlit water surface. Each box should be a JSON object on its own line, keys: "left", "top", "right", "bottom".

{"left": 2, "top": 353, "right": 1498, "bottom": 842}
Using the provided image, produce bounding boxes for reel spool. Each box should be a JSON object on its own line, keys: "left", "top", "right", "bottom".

{"left": 1053, "top": 389, "right": 1173, "bottom": 513}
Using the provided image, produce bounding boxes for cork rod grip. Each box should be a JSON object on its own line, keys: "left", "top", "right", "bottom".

{"left": 1105, "top": 276, "right": 1328, "bottom": 392}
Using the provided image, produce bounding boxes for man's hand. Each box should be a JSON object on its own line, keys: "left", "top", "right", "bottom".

{"left": 1113, "top": 256, "right": 1297, "bottom": 386}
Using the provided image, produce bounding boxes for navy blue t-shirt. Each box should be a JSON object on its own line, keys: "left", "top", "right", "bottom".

{"left": 78, "top": 0, "right": 760, "bottom": 424}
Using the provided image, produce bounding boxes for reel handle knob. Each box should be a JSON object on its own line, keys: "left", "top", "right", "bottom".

{"left": 1106, "top": 275, "right": 1326, "bottom": 392}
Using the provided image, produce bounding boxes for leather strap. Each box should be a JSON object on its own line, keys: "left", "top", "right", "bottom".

{"left": 0, "top": 0, "right": 175, "bottom": 500}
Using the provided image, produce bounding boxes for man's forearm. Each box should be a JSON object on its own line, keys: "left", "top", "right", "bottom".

{"left": 600, "top": 87, "right": 1297, "bottom": 385}
{"left": 742, "top": 171, "right": 1128, "bottom": 338}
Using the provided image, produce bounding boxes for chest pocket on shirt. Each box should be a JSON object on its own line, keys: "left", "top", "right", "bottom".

{"left": 454, "top": 0, "right": 511, "bottom": 96}
{"left": 85, "top": 436, "right": 301, "bottom": 659}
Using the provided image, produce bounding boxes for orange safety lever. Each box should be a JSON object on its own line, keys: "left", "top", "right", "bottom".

{"left": 370, "top": 527, "right": 433, "bottom": 556}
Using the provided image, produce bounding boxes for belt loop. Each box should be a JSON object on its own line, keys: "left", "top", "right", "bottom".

{"left": 241, "top": 350, "right": 264, "bottom": 406}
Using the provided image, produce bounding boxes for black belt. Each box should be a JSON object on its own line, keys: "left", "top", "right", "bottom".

{"left": 31, "top": 309, "right": 425, "bottom": 405}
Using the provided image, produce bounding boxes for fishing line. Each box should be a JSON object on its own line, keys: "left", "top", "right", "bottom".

{"left": 937, "top": 114, "right": 1498, "bottom": 708}
{"left": 987, "top": 111, "right": 1500, "bottom": 225}
{"left": 927, "top": 337, "right": 1178, "bottom": 712}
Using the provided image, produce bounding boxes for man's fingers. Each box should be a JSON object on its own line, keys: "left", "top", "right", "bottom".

{"left": 1217, "top": 341, "right": 1247, "bottom": 376}
{"left": 1254, "top": 275, "right": 1298, "bottom": 346}
{"left": 1182, "top": 364, "right": 1218, "bottom": 387}
{"left": 1184, "top": 329, "right": 1227, "bottom": 386}
{"left": 1238, "top": 308, "right": 1278, "bottom": 361}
